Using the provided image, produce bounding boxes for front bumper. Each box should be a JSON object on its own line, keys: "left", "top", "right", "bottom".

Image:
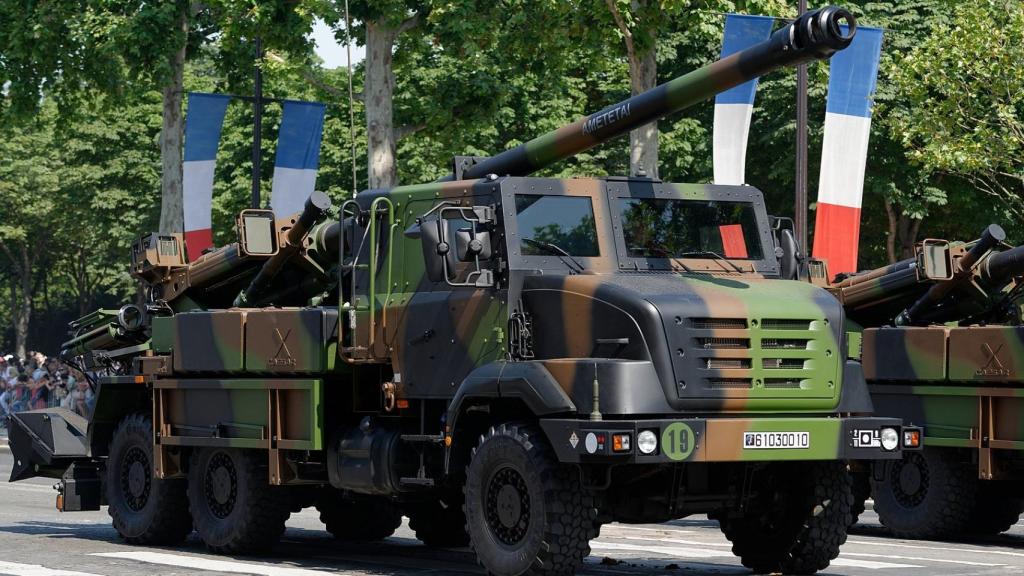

{"left": 540, "top": 417, "right": 920, "bottom": 464}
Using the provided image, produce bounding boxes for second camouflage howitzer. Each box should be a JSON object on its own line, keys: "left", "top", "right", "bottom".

{"left": 9, "top": 8, "right": 919, "bottom": 576}
{"left": 835, "top": 226, "right": 1024, "bottom": 540}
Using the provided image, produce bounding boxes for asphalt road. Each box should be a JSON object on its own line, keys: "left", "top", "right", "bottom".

{"left": 1, "top": 447, "right": 1022, "bottom": 576}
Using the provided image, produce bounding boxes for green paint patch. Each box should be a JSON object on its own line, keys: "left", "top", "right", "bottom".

{"left": 661, "top": 422, "right": 696, "bottom": 461}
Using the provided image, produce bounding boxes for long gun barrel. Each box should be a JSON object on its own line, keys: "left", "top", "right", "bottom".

{"left": 895, "top": 225, "right": 1006, "bottom": 326}
{"left": 451, "top": 6, "right": 856, "bottom": 180}
{"left": 981, "top": 244, "right": 1024, "bottom": 287}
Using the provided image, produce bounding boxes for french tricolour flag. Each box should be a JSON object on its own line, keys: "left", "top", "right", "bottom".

{"left": 812, "top": 26, "right": 884, "bottom": 276}
{"left": 183, "top": 93, "right": 230, "bottom": 259}
{"left": 270, "top": 100, "right": 327, "bottom": 218}
{"left": 713, "top": 14, "right": 774, "bottom": 185}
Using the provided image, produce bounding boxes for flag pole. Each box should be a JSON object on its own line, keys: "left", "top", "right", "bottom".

{"left": 795, "top": 0, "right": 808, "bottom": 254}
{"left": 252, "top": 36, "right": 264, "bottom": 209}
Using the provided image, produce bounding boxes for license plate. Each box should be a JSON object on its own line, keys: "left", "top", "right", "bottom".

{"left": 743, "top": 431, "right": 810, "bottom": 449}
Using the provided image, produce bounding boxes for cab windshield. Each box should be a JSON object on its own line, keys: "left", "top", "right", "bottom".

{"left": 515, "top": 194, "right": 600, "bottom": 257}
{"left": 616, "top": 198, "right": 763, "bottom": 260}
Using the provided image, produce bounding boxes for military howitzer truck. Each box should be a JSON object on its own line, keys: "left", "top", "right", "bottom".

{"left": 7, "top": 7, "right": 916, "bottom": 575}
{"left": 830, "top": 225, "right": 1024, "bottom": 538}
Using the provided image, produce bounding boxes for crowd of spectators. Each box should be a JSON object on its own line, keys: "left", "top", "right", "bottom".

{"left": 0, "top": 351, "right": 94, "bottom": 429}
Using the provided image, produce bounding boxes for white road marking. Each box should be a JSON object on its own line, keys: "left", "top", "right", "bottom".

{"left": 92, "top": 551, "right": 358, "bottom": 576}
{"left": 829, "top": 557, "right": 924, "bottom": 570}
{"left": 846, "top": 538, "right": 1024, "bottom": 558}
{"left": 0, "top": 484, "right": 55, "bottom": 494}
{"left": 592, "top": 541, "right": 924, "bottom": 570}
{"left": 842, "top": 552, "right": 1004, "bottom": 567}
{"left": 599, "top": 525, "right": 696, "bottom": 535}
{"left": 0, "top": 561, "right": 103, "bottom": 576}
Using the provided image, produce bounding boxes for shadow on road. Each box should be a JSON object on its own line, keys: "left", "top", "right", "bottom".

{"left": 0, "top": 520, "right": 754, "bottom": 575}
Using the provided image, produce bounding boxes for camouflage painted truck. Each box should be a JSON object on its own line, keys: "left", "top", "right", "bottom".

{"left": 6, "top": 7, "right": 917, "bottom": 575}
{"left": 829, "top": 225, "right": 1024, "bottom": 538}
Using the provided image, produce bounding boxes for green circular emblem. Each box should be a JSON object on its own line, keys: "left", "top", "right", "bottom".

{"left": 661, "top": 422, "right": 696, "bottom": 461}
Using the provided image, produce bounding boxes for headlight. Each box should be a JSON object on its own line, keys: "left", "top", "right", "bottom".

{"left": 637, "top": 430, "right": 658, "bottom": 454}
{"left": 880, "top": 427, "right": 899, "bottom": 451}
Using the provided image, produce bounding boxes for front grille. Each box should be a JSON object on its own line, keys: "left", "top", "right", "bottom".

{"left": 763, "top": 358, "right": 806, "bottom": 369}
{"left": 691, "top": 318, "right": 747, "bottom": 329}
{"left": 764, "top": 378, "right": 805, "bottom": 389}
{"left": 762, "top": 338, "right": 810, "bottom": 350}
{"left": 672, "top": 315, "right": 829, "bottom": 400}
{"left": 762, "top": 319, "right": 812, "bottom": 330}
{"left": 708, "top": 378, "right": 753, "bottom": 389}
{"left": 705, "top": 358, "right": 752, "bottom": 369}
{"left": 695, "top": 337, "right": 750, "bottom": 349}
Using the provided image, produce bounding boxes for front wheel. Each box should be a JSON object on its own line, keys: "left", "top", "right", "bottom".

{"left": 719, "top": 461, "right": 853, "bottom": 575}
{"left": 465, "top": 423, "right": 598, "bottom": 576}
{"left": 106, "top": 414, "right": 192, "bottom": 544}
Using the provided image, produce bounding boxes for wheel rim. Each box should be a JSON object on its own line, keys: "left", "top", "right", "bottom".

{"left": 204, "top": 452, "right": 238, "bottom": 519}
{"left": 120, "top": 446, "right": 151, "bottom": 512}
{"left": 890, "top": 452, "right": 928, "bottom": 508}
{"left": 485, "top": 466, "right": 531, "bottom": 546}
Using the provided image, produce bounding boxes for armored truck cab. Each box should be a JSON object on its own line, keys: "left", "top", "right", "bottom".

{"left": 7, "top": 7, "right": 918, "bottom": 576}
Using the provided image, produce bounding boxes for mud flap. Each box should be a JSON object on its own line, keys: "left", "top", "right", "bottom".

{"left": 7, "top": 408, "right": 91, "bottom": 482}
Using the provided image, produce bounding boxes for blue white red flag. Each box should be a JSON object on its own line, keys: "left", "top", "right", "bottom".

{"left": 182, "top": 92, "right": 230, "bottom": 259}
{"left": 270, "top": 100, "right": 327, "bottom": 218}
{"left": 713, "top": 14, "right": 775, "bottom": 185}
{"left": 812, "top": 26, "right": 884, "bottom": 275}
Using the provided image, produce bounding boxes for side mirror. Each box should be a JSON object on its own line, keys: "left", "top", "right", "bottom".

{"left": 456, "top": 227, "right": 492, "bottom": 262}
{"left": 418, "top": 217, "right": 449, "bottom": 283}
{"left": 778, "top": 228, "right": 801, "bottom": 280}
{"left": 238, "top": 210, "right": 278, "bottom": 257}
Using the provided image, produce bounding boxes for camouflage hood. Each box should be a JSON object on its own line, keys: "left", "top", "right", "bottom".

{"left": 521, "top": 272, "right": 845, "bottom": 413}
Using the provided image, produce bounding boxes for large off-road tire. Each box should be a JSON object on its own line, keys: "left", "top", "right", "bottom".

{"left": 850, "top": 465, "right": 871, "bottom": 526}
{"left": 407, "top": 495, "right": 470, "bottom": 547}
{"left": 106, "top": 414, "right": 192, "bottom": 545}
{"left": 465, "top": 423, "right": 598, "bottom": 576}
{"left": 871, "top": 447, "right": 975, "bottom": 539}
{"left": 719, "top": 461, "right": 853, "bottom": 575}
{"left": 966, "top": 484, "right": 1024, "bottom": 535}
{"left": 188, "top": 448, "right": 290, "bottom": 554}
{"left": 316, "top": 493, "right": 402, "bottom": 541}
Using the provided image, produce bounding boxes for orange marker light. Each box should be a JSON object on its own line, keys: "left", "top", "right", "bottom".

{"left": 396, "top": 399, "right": 409, "bottom": 409}
{"left": 612, "top": 433, "right": 631, "bottom": 452}
{"left": 134, "top": 375, "right": 145, "bottom": 384}
{"left": 903, "top": 430, "right": 921, "bottom": 448}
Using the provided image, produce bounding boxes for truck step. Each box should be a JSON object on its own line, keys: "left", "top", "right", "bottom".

{"left": 399, "top": 477, "right": 436, "bottom": 488}
{"left": 400, "top": 434, "right": 444, "bottom": 444}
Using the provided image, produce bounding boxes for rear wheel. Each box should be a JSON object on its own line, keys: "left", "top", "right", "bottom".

{"left": 719, "top": 461, "right": 852, "bottom": 575}
{"left": 106, "top": 414, "right": 192, "bottom": 545}
{"left": 465, "top": 423, "right": 598, "bottom": 576}
{"left": 407, "top": 494, "right": 469, "bottom": 547}
{"left": 188, "top": 448, "right": 290, "bottom": 554}
{"left": 966, "top": 484, "right": 1023, "bottom": 535}
{"left": 317, "top": 493, "right": 402, "bottom": 541}
{"left": 871, "top": 447, "right": 975, "bottom": 539}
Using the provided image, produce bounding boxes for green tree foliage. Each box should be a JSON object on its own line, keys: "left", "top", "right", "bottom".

{"left": 890, "top": 1, "right": 1024, "bottom": 225}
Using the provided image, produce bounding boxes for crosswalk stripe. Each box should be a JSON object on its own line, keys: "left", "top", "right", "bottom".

{"left": 592, "top": 541, "right": 924, "bottom": 570}
{"left": 846, "top": 538, "right": 1024, "bottom": 558}
{"left": 842, "top": 552, "right": 1004, "bottom": 567}
{"left": 91, "top": 552, "right": 356, "bottom": 576}
{"left": 0, "top": 561, "right": 103, "bottom": 576}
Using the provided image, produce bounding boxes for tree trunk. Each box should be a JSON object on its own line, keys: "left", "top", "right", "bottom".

{"left": 14, "top": 245, "right": 32, "bottom": 359}
{"left": 365, "top": 20, "right": 398, "bottom": 189}
{"left": 159, "top": 2, "right": 188, "bottom": 234}
{"left": 606, "top": 0, "right": 659, "bottom": 178}
{"left": 628, "top": 45, "right": 658, "bottom": 178}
